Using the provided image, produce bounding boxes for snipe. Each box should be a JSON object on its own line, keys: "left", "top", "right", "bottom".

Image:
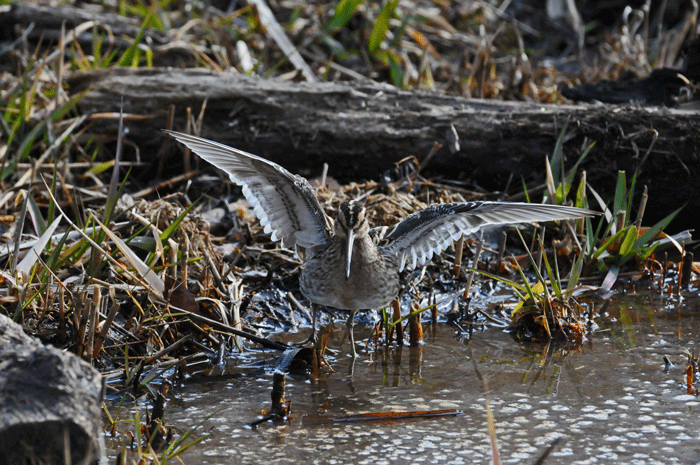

{"left": 167, "top": 131, "right": 596, "bottom": 357}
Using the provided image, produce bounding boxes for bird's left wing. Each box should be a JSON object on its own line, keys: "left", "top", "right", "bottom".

{"left": 166, "top": 131, "right": 331, "bottom": 250}
{"left": 380, "top": 201, "right": 596, "bottom": 271}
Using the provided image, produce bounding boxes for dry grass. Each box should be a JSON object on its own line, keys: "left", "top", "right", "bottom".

{"left": 1, "top": 2, "right": 696, "bottom": 461}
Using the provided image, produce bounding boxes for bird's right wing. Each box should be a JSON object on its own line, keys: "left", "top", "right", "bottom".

{"left": 166, "top": 131, "right": 331, "bottom": 250}
{"left": 380, "top": 201, "right": 596, "bottom": 271}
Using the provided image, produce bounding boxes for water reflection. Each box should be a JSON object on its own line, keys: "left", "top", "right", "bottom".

{"left": 105, "top": 291, "right": 700, "bottom": 464}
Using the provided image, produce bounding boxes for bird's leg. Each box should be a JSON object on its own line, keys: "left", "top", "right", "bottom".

{"left": 346, "top": 309, "right": 357, "bottom": 358}
{"left": 308, "top": 303, "right": 318, "bottom": 344}
{"left": 312, "top": 303, "right": 319, "bottom": 341}
{"left": 295, "top": 303, "right": 318, "bottom": 346}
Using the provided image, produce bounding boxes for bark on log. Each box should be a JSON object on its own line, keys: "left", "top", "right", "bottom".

{"left": 66, "top": 68, "right": 700, "bottom": 230}
{"left": 0, "top": 313, "right": 104, "bottom": 465}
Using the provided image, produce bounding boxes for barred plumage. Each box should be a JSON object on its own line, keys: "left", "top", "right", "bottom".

{"left": 167, "top": 131, "right": 597, "bottom": 357}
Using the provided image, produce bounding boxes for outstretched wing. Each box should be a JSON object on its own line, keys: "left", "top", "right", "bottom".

{"left": 166, "top": 131, "right": 331, "bottom": 250}
{"left": 380, "top": 201, "right": 596, "bottom": 271}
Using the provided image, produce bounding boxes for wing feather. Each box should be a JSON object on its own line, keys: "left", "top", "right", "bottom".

{"left": 381, "top": 201, "right": 596, "bottom": 271}
{"left": 166, "top": 131, "right": 331, "bottom": 249}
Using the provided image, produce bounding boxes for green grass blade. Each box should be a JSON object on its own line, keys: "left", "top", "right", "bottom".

{"left": 574, "top": 174, "right": 587, "bottom": 209}
{"left": 325, "top": 0, "right": 365, "bottom": 31}
{"left": 613, "top": 170, "right": 627, "bottom": 217}
{"left": 388, "top": 52, "right": 404, "bottom": 88}
{"left": 369, "top": 0, "right": 399, "bottom": 53}
{"left": 538, "top": 236, "right": 562, "bottom": 300}
{"left": 618, "top": 225, "right": 637, "bottom": 257}
{"left": 134, "top": 408, "right": 142, "bottom": 457}
{"left": 42, "top": 228, "right": 71, "bottom": 272}
{"left": 521, "top": 177, "right": 531, "bottom": 203}
{"left": 565, "top": 252, "right": 584, "bottom": 298}
{"left": 118, "top": 13, "right": 150, "bottom": 67}
{"left": 513, "top": 258, "right": 537, "bottom": 304}
{"left": 550, "top": 121, "right": 568, "bottom": 187}
{"left": 388, "top": 302, "right": 436, "bottom": 328}
{"left": 160, "top": 199, "right": 199, "bottom": 243}
{"left": 160, "top": 419, "right": 209, "bottom": 461}
{"left": 473, "top": 268, "right": 528, "bottom": 299}
{"left": 639, "top": 241, "right": 660, "bottom": 261}
{"left": 515, "top": 229, "right": 547, "bottom": 290}
{"left": 591, "top": 229, "right": 625, "bottom": 261}
{"left": 632, "top": 206, "right": 683, "bottom": 250}
{"left": 15, "top": 119, "right": 46, "bottom": 163}
{"left": 5, "top": 81, "right": 29, "bottom": 150}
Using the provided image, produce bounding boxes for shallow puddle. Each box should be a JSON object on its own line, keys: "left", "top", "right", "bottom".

{"left": 106, "top": 288, "right": 700, "bottom": 464}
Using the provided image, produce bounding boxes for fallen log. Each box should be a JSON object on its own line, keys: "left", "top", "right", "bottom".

{"left": 66, "top": 68, "right": 700, "bottom": 231}
{"left": 0, "top": 313, "right": 104, "bottom": 465}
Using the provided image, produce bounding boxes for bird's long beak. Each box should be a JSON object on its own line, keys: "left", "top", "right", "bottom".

{"left": 344, "top": 228, "right": 355, "bottom": 281}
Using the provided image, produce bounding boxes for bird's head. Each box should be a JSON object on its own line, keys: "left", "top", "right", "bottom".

{"left": 335, "top": 200, "right": 369, "bottom": 280}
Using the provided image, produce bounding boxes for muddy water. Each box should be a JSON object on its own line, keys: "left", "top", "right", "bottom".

{"left": 107, "top": 289, "right": 700, "bottom": 464}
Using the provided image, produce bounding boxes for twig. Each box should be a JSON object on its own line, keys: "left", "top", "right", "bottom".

{"left": 171, "top": 304, "right": 289, "bottom": 351}
{"left": 144, "top": 335, "right": 193, "bottom": 364}
{"left": 634, "top": 185, "right": 648, "bottom": 230}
